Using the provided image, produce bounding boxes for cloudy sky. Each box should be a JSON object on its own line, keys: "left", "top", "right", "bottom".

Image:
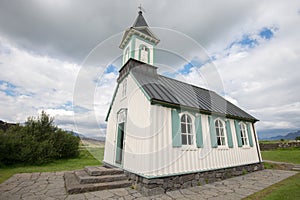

{"left": 0, "top": 0, "right": 299, "bottom": 139}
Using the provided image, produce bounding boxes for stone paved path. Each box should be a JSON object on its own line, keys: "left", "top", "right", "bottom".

{"left": 0, "top": 170, "right": 297, "bottom": 200}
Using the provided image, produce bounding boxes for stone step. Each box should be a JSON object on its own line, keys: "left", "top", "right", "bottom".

{"left": 75, "top": 170, "right": 128, "bottom": 184}
{"left": 64, "top": 172, "right": 132, "bottom": 194}
{"left": 85, "top": 166, "right": 124, "bottom": 176}
{"left": 292, "top": 167, "right": 300, "bottom": 171}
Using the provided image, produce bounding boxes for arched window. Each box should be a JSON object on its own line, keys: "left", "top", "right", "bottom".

{"left": 239, "top": 123, "right": 248, "bottom": 146}
{"left": 215, "top": 119, "right": 226, "bottom": 146}
{"left": 139, "top": 45, "right": 149, "bottom": 63}
{"left": 181, "top": 114, "right": 193, "bottom": 145}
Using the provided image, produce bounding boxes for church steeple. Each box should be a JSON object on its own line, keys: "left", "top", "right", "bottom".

{"left": 133, "top": 11, "right": 148, "bottom": 27}
{"left": 119, "top": 10, "right": 160, "bottom": 65}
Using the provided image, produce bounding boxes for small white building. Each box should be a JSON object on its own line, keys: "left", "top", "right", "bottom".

{"left": 103, "top": 11, "right": 262, "bottom": 191}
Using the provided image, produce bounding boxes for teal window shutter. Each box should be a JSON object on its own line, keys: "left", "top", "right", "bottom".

{"left": 208, "top": 116, "right": 217, "bottom": 148}
{"left": 234, "top": 120, "right": 242, "bottom": 147}
{"left": 171, "top": 109, "right": 181, "bottom": 147}
{"left": 195, "top": 115, "right": 203, "bottom": 148}
{"left": 246, "top": 123, "right": 254, "bottom": 147}
{"left": 225, "top": 120, "right": 234, "bottom": 148}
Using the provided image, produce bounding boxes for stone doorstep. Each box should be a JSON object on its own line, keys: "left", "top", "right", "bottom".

{"left": 64, "top": 172, "right": 132, "bottom": 194}
{"left": 85, "top": 166, "right": 124, "bottom": 176}
{"left": 74, "top": 170, "right": 128, "bottom": 184}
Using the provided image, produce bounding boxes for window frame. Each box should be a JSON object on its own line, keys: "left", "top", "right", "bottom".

{"left": 214, "top": 118, "right": 228, "bottom": 148}
{"left": 180, "top": 112, "right": 195, "bottom": 147}
{"left": 239, "top": 122, "right": 249, "bottom": 147}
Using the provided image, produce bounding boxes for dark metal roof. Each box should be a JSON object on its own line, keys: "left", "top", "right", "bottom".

{"left": 133, "top": 11, "right": 148, "bottom": 27}
{"left": 130, "top": 61, "right": 258, "bottom": 122}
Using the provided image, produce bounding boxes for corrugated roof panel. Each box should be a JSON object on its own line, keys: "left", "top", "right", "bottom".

{"left": 159, "top": 76, "right": 198, "bottom": 108}
{"left": 130, "top": 60, "right": 257, "bottom": 121}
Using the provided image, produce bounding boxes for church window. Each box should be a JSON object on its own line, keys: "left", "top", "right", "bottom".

{"left": 181, "top": 114, "right": 193, "bottom": 145}
{"left": 215, "top": 119, "right": 226, "bottom": 146}
{"left": 239, "top": 123, "right": 249, "bottom": 146}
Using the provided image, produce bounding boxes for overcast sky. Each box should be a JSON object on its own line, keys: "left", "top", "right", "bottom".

{"left": 0, "top": 0, "right": 299, "bottom": 139}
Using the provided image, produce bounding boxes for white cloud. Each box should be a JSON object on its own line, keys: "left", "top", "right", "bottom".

{"left": 0, "top": 0, "right": 299, "bottom": 139}
{"left": 0, "top": 37, "right": 80, "bottom": 125}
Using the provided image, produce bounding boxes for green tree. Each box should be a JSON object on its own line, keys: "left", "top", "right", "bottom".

{"left": 0, "top": 111, "right": 80, "bottom": 165}
{"left": 296, "top": 136, "right": 300, "bottom": 141}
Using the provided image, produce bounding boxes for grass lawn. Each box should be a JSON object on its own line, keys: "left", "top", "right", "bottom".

{"left": 0, "top": 147, "right": 103, "bottom": 184}
{"left": 244, "top": 172, "right": 300, "bottom": 200}
{"left": 261, "top": 148, "right": 300, "bottom": 164}
{"left": 252, "top": 148, "right": 300, "bottom": 199}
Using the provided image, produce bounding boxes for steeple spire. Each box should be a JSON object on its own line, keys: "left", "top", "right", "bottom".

{"left": 119, "top": 9, "right": 160, "bottom": 65}
{"left": 132, "top": 9, "right": 148, "bottom": 27}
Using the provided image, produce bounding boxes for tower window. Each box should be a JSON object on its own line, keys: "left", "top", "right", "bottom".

{"left": 139, "top": 45, "right": 149, "bottom": 63}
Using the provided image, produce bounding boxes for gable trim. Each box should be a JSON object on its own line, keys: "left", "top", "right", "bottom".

{"left": 105, "top": 73, "right": 130, "bottom": 122}
{"left": 105, "top": 84, "right": 120, "bottom": 122}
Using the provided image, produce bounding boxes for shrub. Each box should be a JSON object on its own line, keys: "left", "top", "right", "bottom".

{"left": 0, "top": 111, "right": 80, "bottom": 165}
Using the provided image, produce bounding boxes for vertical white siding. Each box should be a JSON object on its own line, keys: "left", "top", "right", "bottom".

{"left": 123, "top": 73, "right": 152, "bottom": 174}
{"left": 104, "top": 72, "right": 154, "bottom": 174}
{"left": 140, "top": 106, "right": 261, "bottom": 177}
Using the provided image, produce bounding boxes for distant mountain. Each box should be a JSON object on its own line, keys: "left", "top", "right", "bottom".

{"left": 93, "top": 136, "right": 106, "bottom": 142}
{"left": 264, "top": 130, "right": 300, "bottom": 141}
{"left": 68, "top": 131, "right": 105, "bottom": 142}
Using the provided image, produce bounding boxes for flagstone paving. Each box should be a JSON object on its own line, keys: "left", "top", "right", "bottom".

{"left": 0, "top": 169, "right": 297, "bottom": 200}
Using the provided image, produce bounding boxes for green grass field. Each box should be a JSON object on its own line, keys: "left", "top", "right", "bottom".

{"left": 261, "top": 148, "right": 300, "bottom": 164}
{"left": 244, "top": 173, "right": 300, "bottom": 200}
{"left": 247, "top": 147, "right": 300, "bottom": 200}
{"left": 0, "top": 147, "right": 103, "bottom": 184}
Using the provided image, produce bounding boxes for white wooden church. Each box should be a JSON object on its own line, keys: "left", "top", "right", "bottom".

{"left": 103, "top": 11, "right": 262, "bottom": 182}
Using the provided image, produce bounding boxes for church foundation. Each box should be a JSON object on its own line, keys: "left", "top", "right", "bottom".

{"left": 122, "top": 162, "right": 264, "bottom": 196}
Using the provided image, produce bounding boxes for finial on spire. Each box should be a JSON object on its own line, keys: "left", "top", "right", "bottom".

{"left": 138, "top": 3, "right": 146, "bottom": 14}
